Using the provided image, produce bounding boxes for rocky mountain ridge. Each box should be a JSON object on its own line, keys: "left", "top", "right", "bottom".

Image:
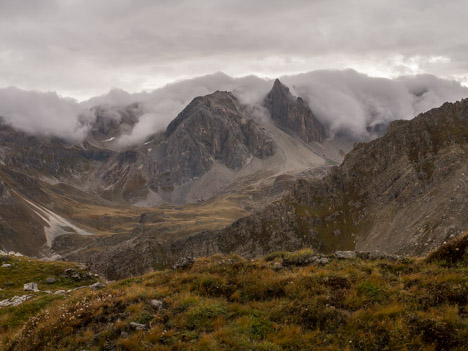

{"left": 87, "top": 98, "right": 468, "bottom": 279}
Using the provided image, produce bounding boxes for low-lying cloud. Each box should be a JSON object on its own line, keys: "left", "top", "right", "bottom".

{"left": 0, "top": 87, "right": 86, "bottom": 141}
{"left": 0, "top": 70, "right": 467, "bottom": 146}
{"left": 282, "top": 70, "right": 468, "bottom": 137}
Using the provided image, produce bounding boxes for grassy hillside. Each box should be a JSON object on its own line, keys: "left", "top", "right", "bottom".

{"left": 0, "top": 255, "right": 99, "bottom": 344}
{"left": 1, "top": 238, "right": 467, "bottom": 350}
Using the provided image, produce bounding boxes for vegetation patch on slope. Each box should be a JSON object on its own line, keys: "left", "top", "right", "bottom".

{"left": 0, "top": 255, "right": 99, "bottom": 343}
{"left": 2, "top": 243, "right": 467, "bottom": 351}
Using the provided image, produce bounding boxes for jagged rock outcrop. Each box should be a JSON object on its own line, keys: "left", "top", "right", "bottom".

{"left": 264, "top": 79, "right": 326, "bottom": 143}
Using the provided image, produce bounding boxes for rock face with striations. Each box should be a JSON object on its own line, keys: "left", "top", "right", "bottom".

{"left": 264, "top": 79, "right": 326, "bottom": 143}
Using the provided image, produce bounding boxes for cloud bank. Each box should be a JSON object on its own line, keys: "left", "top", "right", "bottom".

{"left": 0, "top": 70, "right": 467, "bottom": 145}
{"left": 0, "top": 87, "right": 86, "bottom": 141}
{"left": 0, "top": 1, "right": 467, "bottom": 99}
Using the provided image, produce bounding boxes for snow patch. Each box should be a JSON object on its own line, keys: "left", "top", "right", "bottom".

{"left": 18, "top": 194, "right": 92, "bottom": 246}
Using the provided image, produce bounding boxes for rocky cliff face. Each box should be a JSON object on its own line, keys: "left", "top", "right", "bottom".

{"left": 0, "top": 121, "right": 108, "bottom": 179}
{"left": 264, "top": 79, "right": 326, "bottom": 143}
{"left": 149, "top": 91, "right": 276, "bottom": 189}
{"left": 88, "top": 98, "right": 468, "bottom": 279}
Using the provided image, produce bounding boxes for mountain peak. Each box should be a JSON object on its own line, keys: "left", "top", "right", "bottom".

{"left": 264, "top": 80, "right": 326, "bottom": 143}
{"left": 271, "top": 78, "right": 291, "bottom": 97}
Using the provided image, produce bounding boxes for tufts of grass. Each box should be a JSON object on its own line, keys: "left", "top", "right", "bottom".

{"left": 1, "top": 243, "right": 467, "bottom": 350}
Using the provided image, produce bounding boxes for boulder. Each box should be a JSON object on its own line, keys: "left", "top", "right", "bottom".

{"left": 24, "top": 282, "right": 39, "bottom": 292}
{"left": 150, "top": 299, "right": 166, "bottom": 311}
{"left": 90, "top": 282, "right": 106, "bottom": 290}
{"left": 0, "top": 295, "right": 32, "bottom": 308}
{"left": 45, "top": 277, "right": 56, "bottom": 284}
{"left": 316, "top": 257, "right": 330, "bottom": 265}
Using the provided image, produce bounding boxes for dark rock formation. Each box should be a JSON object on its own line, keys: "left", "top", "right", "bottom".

{"left": 150, "top": 91, "right": 276, "bottom": 188}
{"left": 264, "top": 79, "right": 326, "bottom": 143}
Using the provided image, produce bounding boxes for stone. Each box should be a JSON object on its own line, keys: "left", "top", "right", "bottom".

{"left": 1, "top": 263, "right": 11, "bottom": 268}
{"left": 335, "top": 251, "right": 356, "bottom": 259}
{"left": 54, "top": 290, "right": 66, "bottom": 295}
{"left": 24, "top": 282, "right": 39, "bottom": 292}
{"left": 150, "top": 299, "right": 165, "bottom": 310}
{"left": 172, "top": 257, "right": 195, "bottom": 270}
{"left": 0, "top": 295, "right": 32, "bottom": 308}
{"left": 45, "top": 277, "right": 56, "bottom": 284}
{"left": 64, "top": 268, "right": 77, "bottom": 275}
{"left": 90, "top": 282, "right": 106, "bottom": 290}
{"left": 71, "top": 273, "right": 82, "bottom": 281}
{"left": 130, "top": 322, "right": 148, "bottom": 331}
{"left": 316, "top": 257, "right": 330, "bottom": 265}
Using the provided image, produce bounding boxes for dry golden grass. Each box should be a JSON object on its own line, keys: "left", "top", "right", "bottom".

{"left": 1, "top": 245, "right": 467, "bottom": 350}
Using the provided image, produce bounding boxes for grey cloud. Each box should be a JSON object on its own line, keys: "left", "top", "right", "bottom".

{"left": 283, "top": 71, "right": 468, "bottom": 137}
{"left": 0, "top": 87, "right": 86, "bottom": 141}
{"left": 95, "top": 71, "right": 468, "bottom": 145}
{"left": 0, "top": 1, "right": 467, "bottom": 98}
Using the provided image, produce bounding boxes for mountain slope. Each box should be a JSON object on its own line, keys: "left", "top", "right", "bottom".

{"left": 88, "top": 98, "right": 468, "bottom": 279}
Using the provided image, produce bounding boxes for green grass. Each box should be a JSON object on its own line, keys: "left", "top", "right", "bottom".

{"left": 0, "top": 256, "right": 96, "bottom": 300}
{"left": 2, "top": 240, "right": 467, "bottom": 351}
{"left": 0, "top": 255, "right": 99, "bottom": 345}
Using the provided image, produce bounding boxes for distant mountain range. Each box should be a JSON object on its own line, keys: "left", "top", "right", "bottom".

{"left": 0, "top": 78, "right": 467, "bottom": 279}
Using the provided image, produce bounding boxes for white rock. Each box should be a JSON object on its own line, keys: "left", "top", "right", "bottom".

{"left": 1, "top": 263, "right": 12, "bottom": 268}
{"left": 0, "top": 295, "right": 32, "bottom": 307}
{"left": 150, "top": 299, "right": 165, "bottom": 310}
{"left": 90, "top": 282, "right": 106, "bottom": 290}
{"left": 24, "top": 282, "right": 39, "bottom": 292}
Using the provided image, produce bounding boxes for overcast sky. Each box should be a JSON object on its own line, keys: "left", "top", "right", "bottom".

{"left": 1, "top": 0, "right": 467, "bottom": 100}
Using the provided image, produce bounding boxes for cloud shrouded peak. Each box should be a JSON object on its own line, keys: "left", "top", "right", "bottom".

{"left": 0, "top": 71, "right": 467, "bottom": 146}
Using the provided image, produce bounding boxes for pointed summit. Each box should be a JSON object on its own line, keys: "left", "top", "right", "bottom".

{"left": 270, "top": 79, "right": 292, "bottom": 99}
{"left": 264, "top": 79, "right": 326, "bottom": 143}
{"left": 273, "top": 78, "right": 284, "bottom": 88}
